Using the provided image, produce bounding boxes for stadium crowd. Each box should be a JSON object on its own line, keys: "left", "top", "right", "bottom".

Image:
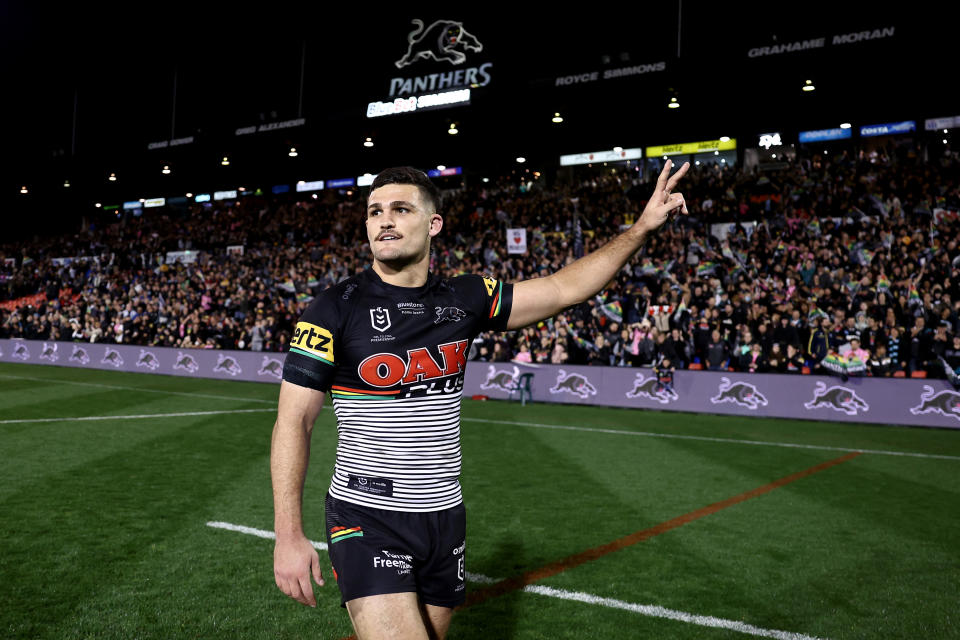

{"left": 2, "top": 146, "right": 960, "bottom": 380}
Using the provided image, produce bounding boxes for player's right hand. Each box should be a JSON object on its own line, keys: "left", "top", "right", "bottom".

{"left": 274, "top": 534, "right": 324, "bottom": 607}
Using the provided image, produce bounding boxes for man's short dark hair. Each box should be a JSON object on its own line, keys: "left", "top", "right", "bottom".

{"left": 370, "top": 167, "right": 441, "bottom": 214}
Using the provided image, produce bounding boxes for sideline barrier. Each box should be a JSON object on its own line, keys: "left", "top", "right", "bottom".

{"left": 1, "top": 339, "right": 957, "bottom": 429}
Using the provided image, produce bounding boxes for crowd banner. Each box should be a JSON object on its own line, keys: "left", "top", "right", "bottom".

{"left": 0, "top": 339, "right": 957, "bottom": 429}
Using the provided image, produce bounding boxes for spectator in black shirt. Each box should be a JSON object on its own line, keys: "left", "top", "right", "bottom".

{"left": 706, "top": 329, "right": 729, "bottom": 371}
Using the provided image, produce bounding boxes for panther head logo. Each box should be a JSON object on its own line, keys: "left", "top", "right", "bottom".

{"left": 395, "top": 19, "right": 484, "bottom": 69}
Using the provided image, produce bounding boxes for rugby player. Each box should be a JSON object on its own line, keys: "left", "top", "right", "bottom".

{"left": 272, "top": 161, "right": 688, "bottom": 639}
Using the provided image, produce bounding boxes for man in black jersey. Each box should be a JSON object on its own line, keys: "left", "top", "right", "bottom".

{"left": 272, "top": 162, "right": 688, "bottom": 639}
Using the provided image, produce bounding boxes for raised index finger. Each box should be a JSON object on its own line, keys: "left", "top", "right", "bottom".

{"left": 664, "top": 161, "right": 690, "bottom": 193}
{"left": 655, "top": 159, "right": 674, "bottom": 194}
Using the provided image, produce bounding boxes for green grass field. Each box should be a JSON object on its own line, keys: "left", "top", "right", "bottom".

{"left": 2, "top": 361, "right": 959, "bottom": 639}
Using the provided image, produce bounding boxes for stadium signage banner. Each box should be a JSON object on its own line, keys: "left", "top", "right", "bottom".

{"left": 925, "top": 116, "right": 960, "bottom": 131}
{"left": 147, "top": 136, "right": 195, "bottom": 150}
{"left": 798, "top": 127, "right": 852, "bottom": 143}
{"left": 3, "top": 340, "right": 956, "bottom": 429}
{"left": 122, "top": 201, "right": 142, "bottom": 210}
{"left": 194, "top": 193, "right": 212, "bottom": 202}
{"left": 295, "top": 180, "right": 324, "bottom": 192}
{"left": 560, "top": 148, "right": 643, "bottom": 166}
{"left": 427, "top": 167, "right": 462, "bottom": 177}
{"left": 357, "top": 174, "right": 376, "bottom": 187}
{"left": 746, "top": 26, "right": 895, "bottom": 57}
{"left": 235, "top": 118, "right": 305, "bottom": 136}
{"left": 758, "top": 133, "right": 782, "bottom": 149}
{"left": 143, "top": 198, "right": 165, "bottom": 208}
{"left": 213, "top": 190, "right": 237, "bottom": 201}
{"left": 645, "top": 138, "right": 737, "bottom": 157}
{"left": 327, "top": 178, "right": 356, "bottom": 188}
{"left": 553, "top": 62, "right": 666, "bottom": 87}
{"left": 860, "top": 121, "right": 916, "bottom": 137}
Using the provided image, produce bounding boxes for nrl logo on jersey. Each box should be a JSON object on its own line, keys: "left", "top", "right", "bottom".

{"left": 174, "top": 351, "right": 200, "bottom": 373}
{"left": 550, "top": 370, "right": 597, "bottom": 399}
{"left": 70, "top": 345, "right": 90, "bottom": 365}
{"left": 40, "top": 342, "right": 59, "bottom": 362}
{"left": 711, "top": 377, "right": 768, "bottom": 410}
{"left": 258, "top": 356, "right": 283, "bottom": 380}
{"left": 101, "top": 348, "right": 124, "bottom": 368}
{"left": 214, "top": 354, "right": 242, "bottom": 376}
{"left": 136, "top": 349, "right": 160, "bottom": 370}
{"left": 370, "top": 307, "right": 392, "bottom": 332}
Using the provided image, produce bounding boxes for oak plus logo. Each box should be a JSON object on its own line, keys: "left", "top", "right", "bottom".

{"left": 625, "top": 373, "right": 678, "bottom": 404}
{"left": 395, "top": 19, "right": 483, "bottom": 69}
{"left": 258, "top": 356, "right": 284, "bottom": 380}
{"left": 12, "top": 342, "right": 30, "bottom": 360}
{"left": 370, "top": 307, "right": 392, "bottom": 332}
{"left": 70, "top": 345, "right": 90, "bottom": 365}
{"left": 136, "top": 349, "right": 160, "bottom": 370}
{"left": 173, "top": 351, "right": 200, "bottom": 373}
{"left": 710, "top": 377, "right": 768, "bottom": 410}
{"left": 101, "top": 348, "right": 124, "bottom": 368}
{"left": 910, "top": 385, "right": 960, "bottom": 421}
{"left": 480, "top": 365, "right": 520, "bottom": 393}
{"left": 214, "top": 354, "right": 242, "bottom": 377}
{"left": 434, "top": 306, "right": 466, "bottom": 324}
{"left": 358, "top": 340, "right": 468, "bottom": 387}
{"left": 40, "top": 342, "right": 59, "bottom": 362}
{"left": 549, "top": 370, "right": 597, "bottom": 399}
{"left": 804, "top": 382, "right": 869, "bottom": 416}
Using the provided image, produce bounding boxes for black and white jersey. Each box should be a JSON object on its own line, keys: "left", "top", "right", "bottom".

{"left": 282, "top": 268, "right": 513, "bottom": 512}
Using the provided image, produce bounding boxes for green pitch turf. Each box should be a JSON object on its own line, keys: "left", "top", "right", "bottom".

{"left": 1, "top": 362, "right": 959, "bottom": 639}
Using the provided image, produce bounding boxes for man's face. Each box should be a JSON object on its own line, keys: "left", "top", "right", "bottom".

{"left": 366, "top": 184, "right": 442, "bottom": 266}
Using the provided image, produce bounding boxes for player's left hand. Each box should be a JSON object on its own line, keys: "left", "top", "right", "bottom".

{"left": 637, "top": 159, "right": 690, "bottom": 234}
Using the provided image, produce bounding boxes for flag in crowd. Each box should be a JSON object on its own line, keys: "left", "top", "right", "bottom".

{"left": 600, "top": 300, "right": 623, "bottom": 323}
{"left": 696, "top": 261, "right": 717, "bottom": 276}
{"left": 876, "top": 276, "right": 891, "bottom": 292}
{"left": 808, "top": 307, "right": 829, "bottom": 322}
{"left": 638, "top": 261, "right": 658, "bottom": 276}
{"left": 822, "top": 352, "right": 867, "bottom": 376}
{"left": 296, "top": 293, "right": 314, "bottom": 303}
{"left": 807, "top": 219, "right": 821, "bottom": 236}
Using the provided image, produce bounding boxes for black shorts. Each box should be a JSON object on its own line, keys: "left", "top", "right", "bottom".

{"left": 324, "top": 492, "right": 467, "bottom": 608}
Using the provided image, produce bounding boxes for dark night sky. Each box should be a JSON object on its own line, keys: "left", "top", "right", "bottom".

{"left": 1, "top": 2, "right": 956, "bottom": 229}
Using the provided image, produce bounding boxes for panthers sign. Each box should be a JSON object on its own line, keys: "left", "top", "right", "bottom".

{"left": 368, "top": 18, "right": 493, "bottom": 118}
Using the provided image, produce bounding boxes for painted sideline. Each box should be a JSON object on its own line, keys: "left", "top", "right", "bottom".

{"left": 463, "top": 452, "right": 861, "bottom": 608}
{"left": 0, "top": 408, "right": 274, "bottom": 425}
{"left": 463, "top": 417, "right": 960, "bottom": 461}
{"left": 0, "top": 373, "right": 276, "bottom": 404}
{"left": 207, "top": 521, "right": 827, "bottom": 640}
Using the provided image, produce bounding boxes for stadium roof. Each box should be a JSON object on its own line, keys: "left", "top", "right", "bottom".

{"left": 2, "top": 3, "right": 956, "bottom": 230}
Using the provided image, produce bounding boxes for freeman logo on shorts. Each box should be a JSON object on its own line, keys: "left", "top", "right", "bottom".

{"left": 290, "top": 321, "right": 334, "bottom": 365}
{"left": 136, "top": 349, "right": 160, "bottom": 370}
{"left": 480, "top": 365, "right": 520, "bottom": 393}
{"left": 374, "top": 550, "right": 412, "bottom": 575}
{"left": 434, "top": 306, "right": 466, "bottom": 324}
{"left": 70, "top": 345, "right": 90, "bottom": 365}
{"left": 40, "top": 343, "right": 58, "bottom": 362}
{"left": 12, "top": 343, "right": 30, "bottom": 360}
{"left": 549, "top": 370, "right": 598, "bottom": 398}
{"left": 173, "top": 352, "right": 199, "bottom": 373}
{"left": 711, "top": 377, "right": 768, "bottom": 410}
{"left": 101, "top": 348, "right": 124, "bottom": 368}
{"left": 625, "top": 372, "right": 678, "bottom": 404}
{"left": 330, "top": 526, "right": 364, "bottom": 544}
{"left": 910, "top": 385, "right": 960, "bottom": 421}
{"left": 804, "top": 382, "right": 869, "bottom": 416}
{"left": 258, "top": 356, "right": 283, "bottom": 379}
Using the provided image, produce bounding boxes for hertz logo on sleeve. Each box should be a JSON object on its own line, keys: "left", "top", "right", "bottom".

{"left": 290, "top": 322, "right": 334, "bottom": 365}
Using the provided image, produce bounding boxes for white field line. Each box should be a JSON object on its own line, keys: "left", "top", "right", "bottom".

{"left": 463, "top": 417, "right": 960, "bottom": 462}
{"left": 0, "top": 373, "right": 276, "bottom": 404}
{"left": 208, "top": 521, "right": 828, "bottom": 640}
{"left": 0, "top": 408, "right": 274, "bottom": 425}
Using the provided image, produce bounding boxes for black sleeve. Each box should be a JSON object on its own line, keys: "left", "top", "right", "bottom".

{"left": 456, "top": 274, "right": 515, "bottom": 332}
{"left": 281, "top": 290, "right": 340, "bottom": 391}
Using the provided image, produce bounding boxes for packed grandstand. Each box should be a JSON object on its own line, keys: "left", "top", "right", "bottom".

{"left": 2, "top": 147, "right": 959, "bottom": 381}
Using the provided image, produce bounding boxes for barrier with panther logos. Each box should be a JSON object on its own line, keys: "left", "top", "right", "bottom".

{"left": 1, "top": 339, "right": 957, "bottom": 428}
{"left": 0, "top": 339, "right": 287, "bottom": 385}
{"left": 465, "top": 361, "right": 960, "bottom": 429}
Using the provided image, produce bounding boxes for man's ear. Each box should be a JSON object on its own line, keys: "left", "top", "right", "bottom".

{"left": 429, "top": 214, "right": 443, "bottom": 237}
